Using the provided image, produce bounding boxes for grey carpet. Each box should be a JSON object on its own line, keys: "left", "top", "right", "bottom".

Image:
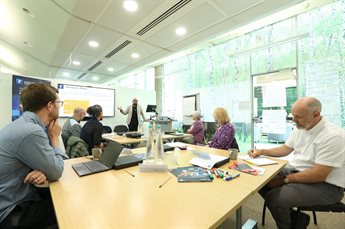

{"left": 217, "top": 193, "right": 345, "bottom": 229}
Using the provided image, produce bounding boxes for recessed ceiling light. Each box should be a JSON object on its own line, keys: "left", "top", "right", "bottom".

{"left": 72, "top": 60, "right": 80, "bottom": 66}
{"left": 107, "top": 67, "right": 114, "bottom": 72}
{"left": 175, "top": 27, "right": 187, "bottom": 36}
{"left": 22, "top": 8, "right": 34, "bottom": 17}
{"left": 62, "top": 72, "right": 70, "bottom": 77}
{"left": 123, "top": 0, "right": 138, "bottom": 12}
{"left": 131, "top": 53, "right": 140, "bottom": 59}
{"left": 88, "top": 40, "right": 99, "bottom": 48}
{"left": 23, "top": 41, "right": 32, "bottom": 47}
{"left": 92, "top": 76, "right": 99, "bottom": 81}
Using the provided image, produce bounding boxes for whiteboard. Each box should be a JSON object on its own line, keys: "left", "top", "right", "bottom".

{"left": 57, "top": 83, "right": 115, "bottom": 117}
{"left": 183, "top": 94, "right": 197, "bottom": 125}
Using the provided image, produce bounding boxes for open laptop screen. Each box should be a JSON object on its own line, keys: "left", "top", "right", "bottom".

{"left": 100, "top": 141, "right": 124, "bottom": 168}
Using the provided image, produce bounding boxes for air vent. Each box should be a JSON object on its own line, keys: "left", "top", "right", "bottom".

{"left": 105, "top": 40, "right": 132, "bottom": 58}
{"left": 136, "top": 0, "right": 192, "bottom": 36}
{"left": 76, "top": 73, "right": 87, "bottom": 79}
{"left": 88, "top": 61, "right": 102, "bottom": 71}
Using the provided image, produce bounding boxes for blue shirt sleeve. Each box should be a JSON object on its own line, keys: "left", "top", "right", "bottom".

{"left": 17, "top": 128, "right": 67, "bottom": 181}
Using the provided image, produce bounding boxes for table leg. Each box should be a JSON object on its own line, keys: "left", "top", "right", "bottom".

{"left": 236, "top": 207, "right": 242, "bottom": 229}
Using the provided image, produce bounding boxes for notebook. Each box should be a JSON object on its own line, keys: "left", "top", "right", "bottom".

{"left": 114, "top": 153, "right": 145, "bottom": 170}
{"left": 169, "top": 166, "right": 212, "bottom": 182}
{"left": 189, "top": 150, "right": 230, "bottom": 169}
{"left": 72, "top": 141, "right": 124, "bottom": 177}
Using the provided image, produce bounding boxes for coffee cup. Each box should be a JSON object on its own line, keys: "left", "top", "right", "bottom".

{"left": 92, "top": 148, "right": 102, "bottom": 160}
{"left": 229, "top": 148, "right": 239, "bottom": 160}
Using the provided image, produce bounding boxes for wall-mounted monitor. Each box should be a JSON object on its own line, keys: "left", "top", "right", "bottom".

{"left": 57, "top": 83, "right": 115, "bottom": 117}
{"left": 12, "top": 75, "right": 51, "bottom": 121}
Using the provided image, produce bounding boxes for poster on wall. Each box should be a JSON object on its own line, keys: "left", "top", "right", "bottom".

{"left": 12, "top": 75, "right": 51, "bottom": 121}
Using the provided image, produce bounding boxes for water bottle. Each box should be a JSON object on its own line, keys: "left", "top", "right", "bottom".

{"left": 155, "top": 125, "right": 164, "bottom": 162}
{"left": 146, "top": 124, "right": 155, "bottom": 160}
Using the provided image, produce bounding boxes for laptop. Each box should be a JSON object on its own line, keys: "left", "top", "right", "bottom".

{"left": 72, "top": 141, "right": 124, "bottom": 177}
{"left": 114, "top": 153, "right": 145, "bottom": 170}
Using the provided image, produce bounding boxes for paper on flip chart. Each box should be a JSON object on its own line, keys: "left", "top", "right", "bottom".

{"left": 238, "top": 155, "right": 278, "bottom": 166}
{"left": 189, "top": 151, "right": 229, "bottom": 169}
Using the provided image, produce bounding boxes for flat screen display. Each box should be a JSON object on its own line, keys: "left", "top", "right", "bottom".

{"left": 57, "top": 83, "right": 115, "bottom": 117}
{"left": 12, "top": 75, "right": 51, "bottom": 121}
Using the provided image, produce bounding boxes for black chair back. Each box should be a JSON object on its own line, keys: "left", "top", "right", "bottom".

{"left": 102, "top": 125, "right": 112, "bottom": 134}
{"left": 114, "top": 125, "right": 129, "bottom": 134}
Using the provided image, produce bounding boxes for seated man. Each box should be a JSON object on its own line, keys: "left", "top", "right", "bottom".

{"left": 248, "top": 97, "right": 345, "bottom": 229}
{"left": 0, "top": 83, "right": 68, "bottom": 228}
{"left": 61, "top": 107, "right": 86, "bottom": 148}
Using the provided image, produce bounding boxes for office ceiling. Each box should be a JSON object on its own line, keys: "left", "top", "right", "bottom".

{"left": 0, "top": 0, "right": 305, "bottom": 84}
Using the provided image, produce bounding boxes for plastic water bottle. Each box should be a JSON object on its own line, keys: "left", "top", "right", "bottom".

{"left": 146, "top": 124, "right": 155, "bottom": 160}
{"left": 155, "top": 125, "right": 164, "bottom": 162}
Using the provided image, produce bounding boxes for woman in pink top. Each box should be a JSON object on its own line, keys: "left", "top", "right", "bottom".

{"left": 187, "top": 112, "right": 204, "bottom": 144}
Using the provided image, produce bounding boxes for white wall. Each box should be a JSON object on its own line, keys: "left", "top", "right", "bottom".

{"left": 0, "top": 73, "right": 156, "bottom": 130}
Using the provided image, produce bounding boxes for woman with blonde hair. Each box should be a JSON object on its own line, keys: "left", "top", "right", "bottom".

{"left": 208, "top": 107, "right": 236, "bottom": 150}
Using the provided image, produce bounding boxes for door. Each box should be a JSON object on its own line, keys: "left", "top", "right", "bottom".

{"left": 251, "top": 69, "right": 297, "bottom": 149}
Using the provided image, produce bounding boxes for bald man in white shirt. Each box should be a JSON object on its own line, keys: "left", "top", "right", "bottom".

{"left": 248, "top": 97, "right": 345, "bottom": 229}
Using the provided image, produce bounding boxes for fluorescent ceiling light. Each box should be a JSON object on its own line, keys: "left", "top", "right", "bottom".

{"left": 0, "top": 2, "right": 10, "bottom": 31}
{"left": 72, "top": 60, "right": 80, "bottom": 66}
{"left": 92, "top": 76, "right": 99, "bottom": 81}
{"left": 62, "top": 72, "right": 70, "bottom": 76}
{"left": 131, "top": 53, "right": 140, "bottom": 59}
{"left": 123, "top": 0, "right": 138, "bottom": 12}
{"left": 107, "top": 67, "right": 114, "bottom": 72}
{"left": 88, "top": 40, "right": 99, "bottom": 48}
{"left": 175, "top": 27, "right": 187, "bottom": 36}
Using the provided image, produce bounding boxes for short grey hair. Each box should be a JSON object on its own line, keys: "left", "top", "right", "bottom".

{"left": 306, "top": 97, "right": 322, "bottom": 113}
{"left": 74, "top": 107, "right": 85, "bottom": 114}
{"left": 193, "top": 111, "right": 202, "bottom": 120}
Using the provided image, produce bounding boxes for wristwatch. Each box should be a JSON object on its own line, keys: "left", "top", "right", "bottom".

{"left": 283, "top": 176, "right": 289, "bottom": 184}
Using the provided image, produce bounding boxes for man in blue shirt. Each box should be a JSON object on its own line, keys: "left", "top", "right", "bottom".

{"left": 0, "top": 83, "right": 68, "bottom": 228}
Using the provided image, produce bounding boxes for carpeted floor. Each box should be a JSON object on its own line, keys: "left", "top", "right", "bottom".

{"left": 217, "top": 193, "right": 345, "bottom": 229}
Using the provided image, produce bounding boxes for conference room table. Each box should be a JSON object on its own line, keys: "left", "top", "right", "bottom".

{"left": 50, "top": 145, "right": 287, "bottom": 228}
{"left": 102, "top": 132, "right": 192, "bottom": 145}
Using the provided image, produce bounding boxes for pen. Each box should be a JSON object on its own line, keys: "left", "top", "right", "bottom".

{"left": 159, "top": 177, "right": 172, "bottom": 188}
{"left": 216, "top": 169, "right": 224, "bottom": 178}
{"left": 213, "top": 168, "right": 220, "bottom": 178}
{"left": 224, "top": 173, "right": 240, "bottom": 181}
{"left": 124, "top": 169, "right": 135, "bottom": 177}
{"left": 207, "top": 169, "right": 214, "bottom": 180}
{"left": 218, "top": 168, "right": 231, "bottom": 175}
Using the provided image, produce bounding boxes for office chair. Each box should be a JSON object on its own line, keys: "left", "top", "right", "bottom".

{"left": 262, "top": 189, "right": 345, "bottom": 225}
{"left": 102, "top": 125, "right": 112, "bottom": 134}
{"left": 114, "top": 125, "right": 129, "bottom": 134}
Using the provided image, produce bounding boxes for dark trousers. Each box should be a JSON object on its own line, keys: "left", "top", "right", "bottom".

{"left": 0, "top": 189, "right": 58, "bottom": 229}
{"left": 260, "top": 166, "right": 344, "bottom": 229}
{"left": 128, "top": 120, "right": 138, "bottom": 131}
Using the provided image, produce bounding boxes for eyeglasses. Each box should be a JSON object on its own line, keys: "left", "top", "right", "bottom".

{"left": 54, "top": 101, "right": 64, "bottom": 106}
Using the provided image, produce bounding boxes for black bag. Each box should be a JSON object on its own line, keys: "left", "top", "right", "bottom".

{"left": 290, "top": 209, "right": 310, "bottom": 229}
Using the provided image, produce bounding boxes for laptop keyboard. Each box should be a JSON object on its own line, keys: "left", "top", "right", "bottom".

{"left": 84, "top": 160, "right": 109, "bottom": 171}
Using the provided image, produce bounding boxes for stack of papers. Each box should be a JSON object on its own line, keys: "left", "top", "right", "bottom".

{"left": 238, "top": 155, "right": 278, "bottom": 166}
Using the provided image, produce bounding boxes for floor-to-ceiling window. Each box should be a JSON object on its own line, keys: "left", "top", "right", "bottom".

{"left": 160, "top": 0, "right": 345, "bottom": 150}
